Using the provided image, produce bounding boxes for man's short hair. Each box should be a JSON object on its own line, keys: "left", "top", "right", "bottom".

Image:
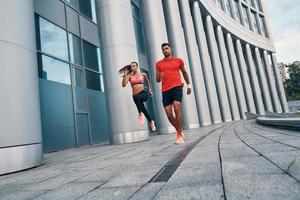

{"left": 161, "top": 43, "right": 170, "bottom": 49}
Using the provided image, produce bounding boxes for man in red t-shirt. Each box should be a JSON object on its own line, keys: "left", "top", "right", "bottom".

{"left": 156, "top": 43, "right": 192, "bottom": 144}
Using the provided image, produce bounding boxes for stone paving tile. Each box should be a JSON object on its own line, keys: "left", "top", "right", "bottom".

{"left": 154, "top": 185, "right": 224, "bottom": 200}
{"left": 224, "top": 173, "right": 300, "bottom": 200}
{"left": 129, "top": 182, "right": 165, "bottom": 200}
{"left": 2, "top": 190, "right": 45, "bottom": 200}
{"left": 33, "top": 182, "right": 101, "bottom": 200}
{"left": 78, "top": 186, "right": 140, "bottom": 200}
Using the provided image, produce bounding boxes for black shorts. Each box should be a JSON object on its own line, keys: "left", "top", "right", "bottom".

{"left": 162, "top": 86, "right": 183, "bottom": 107}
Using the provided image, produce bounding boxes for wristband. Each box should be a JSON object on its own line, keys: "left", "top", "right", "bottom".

{"left": 187, "top": 84, "right": 192, "bottom": 89}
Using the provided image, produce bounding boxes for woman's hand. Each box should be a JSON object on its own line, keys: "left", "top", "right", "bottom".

{"left": 149, "top": 89, "right": 153, "bottom": 97}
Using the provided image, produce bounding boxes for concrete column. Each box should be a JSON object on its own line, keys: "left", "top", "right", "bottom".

{"left": 245, "top": 44, "right": 265, "bottom": 115}
{"left": 235, "top": 39, "right": 256, "bottom": 113}
{"left": 215, "top": 26, "right": 240, "bottom": 121}
{"left": 263, "top": 50, "right": 282, "bottom": 113}
{"left": 178, "top": 0, "right": 211, "bottom": 126}
{"left": 225, "top": 34, "right": 247, "bottom": 119}
{"left": 0, "top": 0, "right": 42, "bottom": 175}
{"left": 191, "top": 1, "right": 222, "bottom": 124}
{"left": 204, "top": 15, "right": 232, "bottom": 122}
{"left": 271, "top": 53, "right": 289, "bottom": 112}
{"left": 142, "top": 0, "right": 175, "bottom": 134}
{"left": 162, "top": 0, "right": 200, "bottom": 129}
{"left": 254, "top": 48, "right": 273, "bottom": 111}
{"left": 96, "top": 0, "right": 149, "bottom": 144}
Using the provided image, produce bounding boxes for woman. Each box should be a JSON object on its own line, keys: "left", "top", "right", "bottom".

{"left": 120, "top": 62, "right": 156, "bottom": 132}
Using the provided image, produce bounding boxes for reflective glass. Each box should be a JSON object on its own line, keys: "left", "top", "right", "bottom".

{"left": 233, "top": 0, "right": 242, "bottom": 23}
{"left": 251, "top": 12, "right": 259, "bottom": 33}
{"left": 131, "top": 2, "right": 146, "bottom": 53}
{"left": 38, "top": 54, "right": 71, "bottom": 85}
{"left": 74, "top": 68, "right": 87, "bottom": 110}
{"left": 39, "top": 17, "right": 69, "bottom": 60}
{"left": 86, "top": 70, "right": 101, "bottom": 91}
{"left": 79, "top": 0, "right": 97, "bottom": 23}
{"left": 66, "top": 0, "right": 78, "bottom": 9}
{"left": 83, "top": 40, "right": 99, "bottom": 71}
{"left": 69, "top": 33, "right": 83, "bottom": 66}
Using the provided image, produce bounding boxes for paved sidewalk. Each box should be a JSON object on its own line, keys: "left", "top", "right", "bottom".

{"left": 1, "top": 120, "right": 300, "bottom": 200}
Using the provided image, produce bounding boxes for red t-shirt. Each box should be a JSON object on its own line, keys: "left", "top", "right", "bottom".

{"left": 156, "top": 57, "right": 184, "bottom": 92}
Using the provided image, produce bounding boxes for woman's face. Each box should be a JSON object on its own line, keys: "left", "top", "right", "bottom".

{"left": 130, "top": 63, "right": 138, "bottom": 73}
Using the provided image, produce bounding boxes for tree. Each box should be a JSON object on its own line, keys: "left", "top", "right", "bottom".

{"left": 284, "top": 61, "right": 300, "bottom": 101}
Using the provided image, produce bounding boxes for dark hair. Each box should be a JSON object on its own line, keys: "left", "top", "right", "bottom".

{"left": 118, "top": 65, "right": 132, "bottom": 75}
{"left": 161, "top": 43, "right": 170, "bottom": 49}
{"left": 130, "top": 61, "right": 138, "bottom": 67}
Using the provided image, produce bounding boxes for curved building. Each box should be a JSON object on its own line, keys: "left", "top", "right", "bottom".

{"left": 0, "top": 0, "right": 288, "bottom": 175}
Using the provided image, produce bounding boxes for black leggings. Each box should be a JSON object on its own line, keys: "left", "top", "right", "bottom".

{"left": 132, "top": 90, "right": 152, "bottom": 123}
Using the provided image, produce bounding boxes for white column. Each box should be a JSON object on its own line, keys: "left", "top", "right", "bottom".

{"left": 162, "top": 0, "right": 200, "bottom": 129}
{"left": 215, "top": 26, "right": 240, "bottom": 121}
{"left": 191, "top": 1, "right": 222, "bottom": 124}
{"left": 0, "top": 0, "right": 42, "bottom": 175}
{"left": 204, "top": 15, "right": 232, "bottom": 122}
{"left": 142, "top": 0, "right": 174, "bottom": 134}
{"left": 245, "top": 44, "right": 265, "bottom": 115}
{"left": 225, "top": 34, "right": 247, "bottom": 119}
{"left": 254, "top": 48, "right": 273, "bottom": 111}
{"left": 96, "top": 0, "right": 149, "bottom": 144}
{"left": 263, "top": 50, "right": 282, "bottom": 113}
{"left": 178, "top": 0, "right": 211, "bottom": 126}
{"left": 235, "top": 39, "right": 256, "bottom": 113}
{"left": 271, "top": 53, "right": 289, "bottom": 112}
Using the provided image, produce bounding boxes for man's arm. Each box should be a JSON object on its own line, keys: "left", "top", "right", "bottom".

{"left": 156, "top": 67, "right": 162, "bottom": 82}
{"left": 180, "top": 66, "right": 192, "bottom": 95}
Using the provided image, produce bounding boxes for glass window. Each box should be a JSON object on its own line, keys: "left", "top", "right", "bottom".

{"left": 86, "top": 70, "right": 101, "bottom": 91}
{"left": 38, "top": 17, "right": 69, "bottom": 60}
{"left": 251, "top": 12, "right": 259, "bottom": 33}
{"left": 38, "top": 54, "right": 71, "bottom": 85}
{"left": 216, "top": 0, "right": 223, "bottom": 9}
{"left": 233, "top": 0, "right": 242, "bottom": 23}
{"left": 74, "top": 68, "right": 87, "bottom": 110}
{"left": 66, "top": 0, "right": 78, "bottom": 9}
{"left": 259, "top": 15, "right": 267, "bottom": 37}
{"left": 78, "top": 0, "right": 97, "bottom": 23}
{"left": 224, "top": 0, "right": 233, "bottom": 17}
{"left": 255, "top": 0, "right": 262, "bottom": 11}
{"left": 69, "top": 33, "right": 83, "bottom": 66}
{"left": 82, "top": 40, "right": 99, "bottom": 71}
{"left": 131, "top": 2, "right": 146, "bottom": 53}
{"left": 242, "top": 6, "right": 250, "bottom": 29}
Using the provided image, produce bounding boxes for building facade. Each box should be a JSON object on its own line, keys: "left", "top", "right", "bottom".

{"left": 0, "top": 0, "right": 288, "bottom": 175}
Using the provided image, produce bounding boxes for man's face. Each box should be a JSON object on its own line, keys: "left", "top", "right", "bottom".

{"left": 162, "top": 45, "right": 171, "bottom": 57}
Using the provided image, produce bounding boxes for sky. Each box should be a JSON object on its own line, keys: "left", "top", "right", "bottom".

{"left": 266, "top": 0, "right": 300, "bottom": 64}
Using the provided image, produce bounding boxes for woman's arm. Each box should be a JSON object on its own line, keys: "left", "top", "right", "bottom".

{"left": 143, "top": 73, "right": 153, "bottom": 96}
{"left": 122, "top": 72, "right": 131, "bottom": 87}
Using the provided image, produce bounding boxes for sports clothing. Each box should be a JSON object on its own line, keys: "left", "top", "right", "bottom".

{"left": 156, "top": 57, "right": 184, "bottom": 92}
{"left": 162, "top": 86, "right": 183, "bottom": 107}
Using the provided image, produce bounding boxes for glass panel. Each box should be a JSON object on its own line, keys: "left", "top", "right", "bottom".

{"left": 38, "top": 54, "right": 71, "bottom": 85}
{"left": 39, "top": 17, "right": 69, "bottom": 60}
{"left": 66, "top": 0, "right": 78, "bottom": 9}
{"left": 251, "top": 12, "right": 259, "bottom": 33}
{"left": 131, "top": 2, "right": 146, "bottom": 53}
{"left": 224, "top": 0, "right": 232, "bottom": 16}
{"left": 216, "top": 0, "right": 223, "bottom": 9}
{"left": 97, "top": 48, "right": 103, "bottom": 73}
{"left": 82, "top": 40, "right": 99, "bottom": 71}
{"left": 100, "top": 74, "right": 105, "bottom": 92}
{"left": 76, "top": 113, "right": 90, "bottom": 146}
{"left": 242, "top": 6, "right": 250, "bottom": 29}
{"left": 233, "top": 0, "right": 241, "bottom": 23}
{"left": 259, "top": 16, "right": 267, "bottom": 37}
{"left": 79, "top": 0, "right": 97, "bottom": 23}
{"left": 74, "top": 68, "right": 87, "bottom": 110}
{"left": 69, "top": 33, "right": 83, "bottom": 66}
{"left": 86, "top": 70, "right": 101, "bottom": 91}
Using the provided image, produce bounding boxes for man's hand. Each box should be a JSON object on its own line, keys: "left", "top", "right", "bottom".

{"left": 187, "top": 84, "right": 192, "bottom": 95}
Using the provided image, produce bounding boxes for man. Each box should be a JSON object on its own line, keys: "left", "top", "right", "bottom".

{"left": 156, "top": 43, "right": 192, "bottom": 144}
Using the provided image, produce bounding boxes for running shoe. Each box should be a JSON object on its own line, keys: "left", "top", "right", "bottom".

{"left": 150, "top": 121, "right": 156, "bottom": 132}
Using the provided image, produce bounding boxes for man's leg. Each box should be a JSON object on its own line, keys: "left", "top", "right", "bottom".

{"left": 164, "top": 105, "right": 178, "bottom": 130}
{"left": 173, "top": 101, "right": 183, "bottom": 136}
